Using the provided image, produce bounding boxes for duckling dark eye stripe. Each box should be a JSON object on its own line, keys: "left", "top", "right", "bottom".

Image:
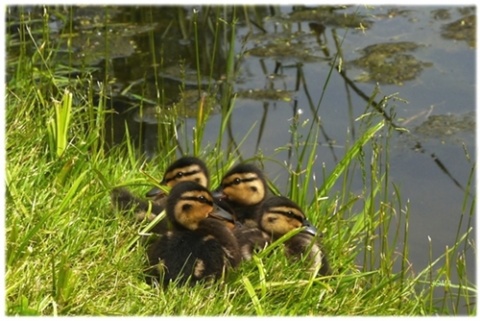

{"left": 270, "top": 210, "right": 303, "bottom": 222}
{"left": 165, "top": 169, "right": 202, "bottom": 183}
{"left": 179, "top": 196, "right": 213, "bottom": 205}
{"left": 223, "top": 177, "right": 257, "bottom": 187}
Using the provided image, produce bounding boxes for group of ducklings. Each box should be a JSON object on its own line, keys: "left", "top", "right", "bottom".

{"left": 111, "top": 156, "right": 331, "bottom": 287}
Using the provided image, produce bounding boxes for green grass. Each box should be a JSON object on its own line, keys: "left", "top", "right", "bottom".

{"left": 5, "top": 5, "right": 476, "bottom": 316}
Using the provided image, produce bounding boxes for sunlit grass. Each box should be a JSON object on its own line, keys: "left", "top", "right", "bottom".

{"left": 5, "top": 5, "right": 475, "bottom": 316}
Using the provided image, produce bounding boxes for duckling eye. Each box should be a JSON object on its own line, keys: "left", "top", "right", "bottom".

{"left": 283, "top": 211, "right": 299, "bottom": 220}
{"left": 197, "top": 195, "right": 207, "bottom": 203}
{"left": 176, "top": 172, "right": 184, "bottom": 178}
{"left": 233, "top": 178, "right": 241, "bottom": 185}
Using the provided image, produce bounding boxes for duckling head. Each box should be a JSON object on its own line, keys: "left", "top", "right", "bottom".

{"left": 215, "top": 163, "right": 267, "bottom": 207}
{"left": 146, "top": 156, "right": 210, "bottom": 198}
{"left": 259, "top": 196, "right": 317, "bottom": 239}
{"left": 166, "top": 181, "right": 234, "bottom": 231}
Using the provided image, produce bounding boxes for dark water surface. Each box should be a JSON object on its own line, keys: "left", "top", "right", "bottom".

{"left": 8, "top": 5, "right": 476, "bottom": 313}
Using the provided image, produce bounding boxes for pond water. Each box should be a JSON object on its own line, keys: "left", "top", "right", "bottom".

{"left": 8, "top": 5, "right": 476, "bottom": 313}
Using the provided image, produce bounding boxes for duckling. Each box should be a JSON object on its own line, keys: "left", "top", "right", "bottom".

{"left": 110, "top": 156, "right": 210, "bottom": 233}
{"left": 232, "top": 195, "right": 332, "bottom": 274}
{"left": 145, "top": 156, "right": 210, "bottom": 201}
{"left": 145, "top": 181, "right": 241, "bottom": 287}
{"left": 258, "top": 196, "right": 332, "bottom": 276}
{"left": 214, "top": 163, "right": 268, "bottom": 226}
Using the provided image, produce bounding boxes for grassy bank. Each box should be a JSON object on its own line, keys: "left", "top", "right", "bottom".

{"left": 5, "top": 6, "right": 475, "bottom": 316}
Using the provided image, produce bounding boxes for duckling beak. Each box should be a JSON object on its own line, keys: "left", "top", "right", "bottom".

{"left": 146, "top": 186, "right": 163, "bottom": 198}
{"left": 211, "top": 190, "right": 235, "bottom": 213}
{"left": 211, "top": 189, "right": 227, "bottom": 200}
{"left": 302, "top": 219, "right": 318, "bottom": 236}
{"left": 208, "top": 204, "right": 235, "bottom": 224}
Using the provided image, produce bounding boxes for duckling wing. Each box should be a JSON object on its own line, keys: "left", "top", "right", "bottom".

{"left": 111, "top": 187, "right": 170, "bottom": 233}
{"left": 111, "top": 187, "right": 142, "bottom": 212}
{"left": 111, "top": 187, "right": 164, "bottom": 215}
{"left": 285, "top": 233, "right": 332, "bottom": 276}
{"left": 197, "top": 218, "right": 242, "bottom": 267}
{"left": 233, "top": 226, "right": 270, "bottom": 261}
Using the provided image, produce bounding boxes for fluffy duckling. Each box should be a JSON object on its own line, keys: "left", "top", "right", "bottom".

{"left": 214, "top": 163, "right": 268, "bottom": 226}
{"left": 145, "top": 156, "right": 210, "bottom": 200}
{"left": 145, "top": 181, "right": 241, "bottom": 287}
{"left": 258, "top": 196, "right": 332, "bottom": 276}
{"left": 110, "top": 156, "right": 210, "bottom": 233}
